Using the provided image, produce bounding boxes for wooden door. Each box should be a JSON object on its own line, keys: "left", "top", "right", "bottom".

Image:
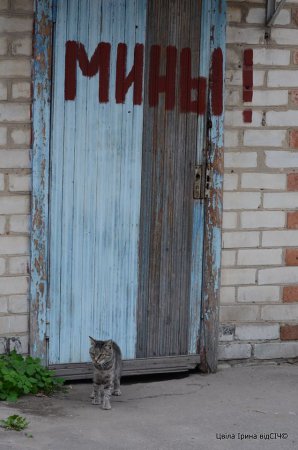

{"left": 48, "top": 0, "right": 203, "bottom": 366}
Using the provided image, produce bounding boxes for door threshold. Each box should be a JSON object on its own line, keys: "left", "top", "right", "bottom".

{"left": 49, "top": 354, "right": 200, "bottom": 380}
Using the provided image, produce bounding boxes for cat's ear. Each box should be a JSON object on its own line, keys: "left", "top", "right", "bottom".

{"left": 106, "top": 339, "right": 113, "bottom": 345}
{"left": 89, "top": 336, "right": 96, "bottom": 345}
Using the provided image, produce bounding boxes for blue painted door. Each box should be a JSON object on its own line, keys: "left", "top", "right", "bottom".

{"left": 48, "top": 0, "right": 205, "bottom": 364}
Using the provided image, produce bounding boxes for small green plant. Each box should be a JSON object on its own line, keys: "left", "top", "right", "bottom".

{"left": 0, "top": 351, "right": 64, "bottom": 402}
{"left": 0, "top": 414, "right": 29, "bottom": 431}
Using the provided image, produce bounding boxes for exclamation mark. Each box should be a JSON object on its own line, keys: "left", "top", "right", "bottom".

{"left": 243, "top": 49, "right": 253, "bottom": 123}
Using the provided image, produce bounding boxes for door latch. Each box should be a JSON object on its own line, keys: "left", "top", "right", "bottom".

{"left": 193, "top": 165, "right": 203, "bottom": 199}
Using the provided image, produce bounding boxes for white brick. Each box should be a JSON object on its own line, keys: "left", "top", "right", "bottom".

{"left": 0, "top": 257, "right": 5, "bottom": 275}
{"left": 224, "top": 173, "right": 238, "bottom": 191}
{"left": 263, "top": 230, "right": 298, "bottom": 247}
{"left": 223, "top": 192, "right": 261, "bottom": 210}
{"left": 0, "top": 173, "right": 4, "bottom": 190}
{"left": 18, "top": 335, "right": 29, "bottom": 354}
{"left": 235, "top": 324, "right": 279, "bottom": 341}
{"left": 0, "top": 60, "right": 31, "bottom": 78}
{"left": 0, "top": 196, "right": 29, "bottom": 214}
{"left": 227, "top": 7, "right": 241, "bottom": 22}
{"left": 0, "top": 314, "right": 28, "bottom": 333}
{"left": 9, "top": 215, "right": 30, "bottom": 233}
{"left": 220, "top": 287, "right": 236, "bottom": 304}
{"left": 0, "top": 17, "right": 33, "bottom": 33}
{"left": 253, "top": 49, "right": 291, "bottom": 66}
{"left": 268, "top": 70, "right": 298, "bottom": 87}
{"left": 237, "top": 249, "right": 282, "bottom": 266}
{"left": 0, "top": 81, "right": 7, "bottom": 100}
{"left": 254, "top": 342, "right": 298, "bottom": 360}
{"left": 241, "top": 211, "right": 285, "bottom": 229}
{"left": 11, "top": 37, "right": 32, "bottom": 56}
{"left": 247, "top": 90, "right": 288, "bottom": 107}
{"left": 225, "top": 89, "right": 240, "bottom": 106}
{"left": 261, "top": 305, "right": 298, "bottom": 321}
{"left": 218, "top": 343, "right": 251, "bottom": 360}
{"left": 0, "top": 36, "right": 8, "bottom": 55}
{"left": 238, "top": 285, "right": 280, "bottom": 303}
{"left": 0, "top": 150, "right": 30, "bottom": 169}
{"left": 225, "top": 111, "right": 262, "bottom": 127}
{"left": 0, "top": 297, "right": 8, "bottom": 313}
{"left": 222, "top": 212, "right": 238, "bottom": 229}
{"left": 0, "top": 216, "right": 6, "bottom": 234}
{"left": 259, "top": 267, "right": 298, "bottom": 285}
{"left": 221, "top": 268, "right": 256, "bottom": 285}
{"left": 222, "top": 250, "right": 236, "bottom": 266}
{"left": 265, "top": 151, "right": 298, "bottom": 169}
{"left": 227, "top": 26, "right": 265, "bottom": 44}
{"left": 0, "top": 277, "right": 28, "bottom": 295}
{"left": 225, "top": 152, "right": 257, "bottom": 168}
{"left": 8, "top": 256, "right": 29, "bottom": 275}
{"left": 267, "top": 110, "right": 298, "bottom": 127}
{"left": 8, "top": 174, "right": 31, "bottom": 192}
{"left": 0, "top": 127, "right": 7, "bottom": 146}
{"left": 220, "top": 305, "right": 259, "bottom": 322}
{"left": 12, "top": 82, "right": 31, "bottom": 100}
{"left": 0, "top": 104, "right": 30, "bottom": 122}
{"left": 246, "top": 8, "right": 290, "bottom": 25}
{"left": 241, "top": 173, "right": 286, "bottom": 190}
{"left": 223, "top": 231, "right": 259, "bottom": 248}
{"left": 271, "top": 28, "right": 298, "bottom": 45}
{"left": 243, "top": 130, "right": 287, "bottom": 147}
{"left": 226, "top": 69, "right": 265, "bottom": 87}
{"left": 224, "top": 130, "right": 239, "bottom": 148}
{"left": 264, "top": 193, "right": 298, "bottom": 209}
{"left": 8, "top": 295, "right": 28, "bottom": 314}
{"left": 0, "top": 236, "right": 29, "bottom": 255}
{"left": 10, "top": 128, "right": 31, "bottom": 146}
{"left": 12, "top": 0, "right": 34, "bottom": 11}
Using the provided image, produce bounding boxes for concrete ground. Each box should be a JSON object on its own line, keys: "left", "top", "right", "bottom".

{"left": 0, "top": 363, "right": 297, "bottom": 450}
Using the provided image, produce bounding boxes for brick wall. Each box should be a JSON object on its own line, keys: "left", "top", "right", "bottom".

{"left": 0, "top": 0, "right": 33, "bottom": 354}
{"left": 220, "top": 0, "right": 298, "bottom": 361}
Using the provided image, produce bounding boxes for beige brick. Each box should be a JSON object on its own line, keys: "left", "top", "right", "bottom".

{"left": 225, "top": 152, "right": 257, "bottom": 168}
{"left": 11, "top": 81, "right": 31, "bottom": 100}
{"left": 0, "top": 104, "right": 30, "bottom": 122}
{"left": 221, "top": 268, "right": 256, "bottom": 286}
{"left": 243, "top": 130, "right": 287, "bottom": 147}
{"left": 253, "top": 49, "right": 290, "bottom": 66}
{"left": 0, "top": 60, "right": 31, "bottom": 78}
{"left": 227, "top": 26, "right": 265, "bottom": 44}
{"left": 0, "top": 150, "right": 30, "bottom": 169}
{"left": 0, "top": 314, "right": 28, "bottom": 333}
{"left": 8, "top": 295, "right": 28, "bottom": 313}
{"left": 238, "top": 249, "right": 282, "bottom": 266}
{"left": 0, "top": 36, "right": 8, "bottom": 56}
{"left": 235, "top": 324, "right": 279, "bottom": 341}
{"left": 241, "top": 211, "right": 286, "bottom": 229}
{"left": 220, "top": 305, "right": 259, "bottom": 322}
{"left": 223, "top": 231, "right": 259, "bottom": 249}
{"left": 10, "top": 128, "right": 31, "bottom": 146}
{"left": 223, "top": 192, "right": 261, "bottom": 210}
{"left": 262, "top": 230, "right": 298, "bottom": 247}
{"left": 11, "top": 37, "right": 32, "bottom": 56}
{"left": 222, "top": 250, "right": 236, "bottom": 267}
{"left": 227, "top": 7, "right": 241, "bottom": 22}
{"left": 225, "top": 89, "right": 240, "bottom": 106}
{"left": 254, "top": 342, "right": 298, "bottom": 359}
{"left": 222, "top": 212, "right": 238, "bottom": 229}
{"left": 9, "top": 215, "right": 30, "bottom": 233}
{"left": 220, "top": 287, "right": 236, "bottom": 304}
{"left": 0, "top": 277, "right": 28, "bottom": 295}
{"left": 8, "top": 174, "right": 31, "bottom": 192}
{"left": 0, "top": 173, "right": 4, "bottom": 190}
{"left": 0, "top": 17, "right": 33, "bottom": 33}
{"left": 265, "top": 151, "right": 298, "bottom": 169}
{"left": 218, "top": 343, "right": 251, "bottom": 360}
{"left": 263, "top": 193, "right": 298, "bottom": 209}
{"left": 0, "top": 236, "right": 29, "bottom": 255}
{"left": 12, "top": 0, "right": 34, "bottom": 11}
{"left": 241, "top": 173, "right": 286, "bottom": 190}
{"left": 0, "top": 196, "right": 29, "bottom": 214}
{"left": 259, "top": 267, "right": 298, "bottom": 285}
{"left": 8, "top": 256, "right": 29, "bottom": 275}
{"left": 238, "top": 286, "right": 280, "bottom": 303}
{"left": 224, "top": 130, "right": 239, "bottom": 148}
{"left": 0, "top": 81, "right": 7, "bottom": 100}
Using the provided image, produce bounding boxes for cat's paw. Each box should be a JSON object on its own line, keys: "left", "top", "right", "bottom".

{"left": 90, "top": 392, "right": 95, "bottom": 399}
{"left": 112, "top": 389, "right": 121, "bottom": 396}
{"left": 102, "top": 399, "right": 111, "bottom": 410}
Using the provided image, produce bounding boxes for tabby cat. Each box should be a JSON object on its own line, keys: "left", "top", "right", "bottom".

{"left": 89, "top": 337, "right": 122, "bottom": 410}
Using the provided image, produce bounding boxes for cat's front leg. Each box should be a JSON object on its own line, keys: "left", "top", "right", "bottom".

{"left": 112, "top": 377, "right": 121, "bottom": 396}
{"left": 91, "top": 383, "right": 101, "bottom": 405}
{"left": 102, "top": 385, "right": 112, "bottom": 410}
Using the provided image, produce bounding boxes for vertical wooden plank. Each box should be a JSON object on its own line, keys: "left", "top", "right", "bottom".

{"left": 200, "top": 0, "right": 226, "bottom": 373}
{"left": 137, "top": 0, "right": 202, "bottom": 358}
{"left": 30, "top": 0, "right": 53, "bottom": 363}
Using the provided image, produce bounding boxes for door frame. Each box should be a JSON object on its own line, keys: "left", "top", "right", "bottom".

{"left": 30, "top": 0, "right": 226, "bottom": 373}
